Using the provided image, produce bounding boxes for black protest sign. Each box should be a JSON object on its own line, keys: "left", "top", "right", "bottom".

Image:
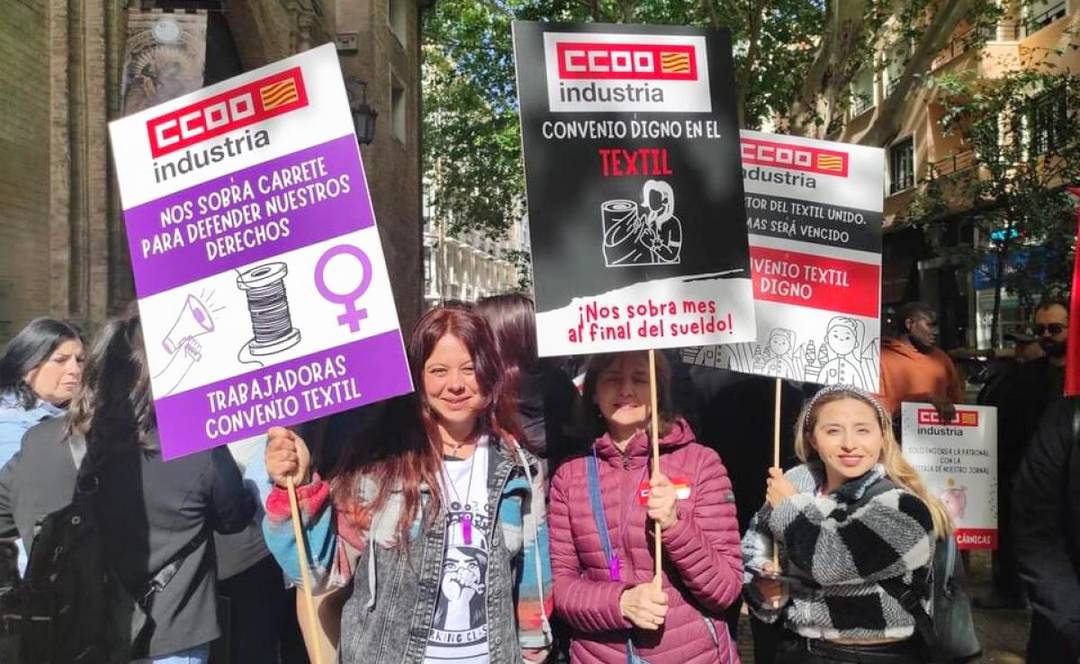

{"left": 513, "top": 21, "right": 755, "bottom": 357}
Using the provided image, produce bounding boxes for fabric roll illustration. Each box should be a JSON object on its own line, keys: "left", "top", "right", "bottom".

{"left": 602, "top": 199, "right": 644, "bottom": 267}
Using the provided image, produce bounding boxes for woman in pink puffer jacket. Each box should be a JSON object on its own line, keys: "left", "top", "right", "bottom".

{"left": 550, "top": 351, "right": 742, "bottom": 664}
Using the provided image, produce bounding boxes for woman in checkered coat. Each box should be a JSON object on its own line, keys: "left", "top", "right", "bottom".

{"left": 742, "top": 385, "right": 952, "bottom": 664}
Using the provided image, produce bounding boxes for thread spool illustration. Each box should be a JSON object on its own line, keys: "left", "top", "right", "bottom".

{"left": 237, "top": 262, "right": 302, "bottom": 356}
{"left": 601, "top": 199, "right": 642, "bottom": 267}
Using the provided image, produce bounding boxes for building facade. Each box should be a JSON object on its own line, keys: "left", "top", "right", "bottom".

{"left": 835, "top": 0, "right": 1079, "bottom": 349}
{"left": 422, "top": 198, "right": 528, "bottom": 307}
{"left": 0, "top": 0, "right": 426, "bottom": 341}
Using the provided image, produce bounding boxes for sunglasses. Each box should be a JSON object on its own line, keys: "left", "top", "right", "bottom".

{"left": 1033, "top": 323, "right": 1067, "bottom": 336}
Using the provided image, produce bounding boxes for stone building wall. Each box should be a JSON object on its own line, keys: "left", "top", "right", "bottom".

{"left": 0, "top": 0, "right": 423, "bottom": 341}
{"left": 0, "top": 0, "right": 52, "bottom": 338}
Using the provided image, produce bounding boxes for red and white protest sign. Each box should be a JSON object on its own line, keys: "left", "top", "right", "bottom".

{"left": 901, "top": 403, "right": 998, "bottom": 550}
{"left": 684, "top": 131, "right": 885, "bottom": 390}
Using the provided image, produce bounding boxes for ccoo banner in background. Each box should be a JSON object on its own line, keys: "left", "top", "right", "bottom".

{"left": 512, "top": 21, "right": 755, "bottom": 357}
{"left": 683, "top": 130, "right": 884, "bottom": 390}
{"left": 902, "top": 403, "right": 998, "bottom": 550}
{"left": 109, "top": 44, "right": 412, "bottom": 459}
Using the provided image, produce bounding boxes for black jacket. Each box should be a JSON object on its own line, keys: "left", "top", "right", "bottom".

{"left": 1013, "top": 397, "right": 1080, "bottom": 659}
{"left": 686, "top": 368, "right": 805, "bottom": 532}
{"left": 516, "top": 364, "right": 579, "bottom": 464}
{"left": 0, "top": 417, "right": 256, "bottom": 657}
{"left": 985, "top": 357, "right": 1066, "bottom": 475}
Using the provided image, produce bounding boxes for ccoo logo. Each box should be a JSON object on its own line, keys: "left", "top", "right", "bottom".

{"left": 542, "top": 32, "right": 712, "bottom": 113}
{"left": 146, "top": 67, "right": 308, "bottom": 158}
{"left": 740, "top": 138, "right": 849, "bottom": 177}
{"left": 556, "top": 42, "right": 698, "bottom": 81}
{"left": 917, "top": 408, "right": 979, "bottom": 427}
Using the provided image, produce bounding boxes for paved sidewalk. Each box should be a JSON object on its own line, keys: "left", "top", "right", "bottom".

{"left": 736, "top": 550, "right": 1030, "bottom": 663}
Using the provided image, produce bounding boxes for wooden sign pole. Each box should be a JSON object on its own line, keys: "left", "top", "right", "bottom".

{"left": 648, "top": 349, "right": 663, "bottom": 588}
{"left": 772, "top": 377, "right": 782, "bottom": 570}
{"left": 287, "top": 477, "right": 325, "bottom": 664}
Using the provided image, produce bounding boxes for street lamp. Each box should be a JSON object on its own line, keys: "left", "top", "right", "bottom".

{"left": 346, "top": 78, "right": 377, "bottom": 145}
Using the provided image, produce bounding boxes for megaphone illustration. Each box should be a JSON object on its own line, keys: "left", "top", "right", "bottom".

{"left": 162, "top": 294, "right": 215, "bottom": 357}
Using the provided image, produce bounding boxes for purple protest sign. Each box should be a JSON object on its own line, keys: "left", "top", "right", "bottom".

{"left": 109, "top": 44, "right": 413, "bottom": 459}
{"left": 155, "top": 331, "right": 411, "bottom": 459}
{"left": 124, "top": 134, "right": 375, "bottom": 298}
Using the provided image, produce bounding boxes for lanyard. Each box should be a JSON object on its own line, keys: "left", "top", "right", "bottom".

{"left": 588, "top": 445, "right": 649, "bottom": 582}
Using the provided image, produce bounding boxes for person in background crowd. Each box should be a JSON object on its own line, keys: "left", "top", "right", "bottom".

{"left": 1013, "top": 396, "right": 1080, "bottom": 661}
{"left": 67, "top": 306, "right": 255, "bottom": 663}
{"left": 210, "top": 436, "right": 296, "bottom": 664}
{"left": 686, "top": 367, "right": 807, "bottom": 663}
{"left": 549, "top": 351, "right": 742, "bottom": 664}
{"left": 0, "top": 318, "right": 84, "bottom": 660}
{"left": 475, "top": 293, "right": 580, "bottom": 469}
{"left": 980, "top": 299, "right": 1069, "bottom": 609}
{"left": 475, "top": 293, "right": 580, "bottom": 664}
{"left": 879, "top": 301, "right": 964, "bottom": 422}
{"left": 977, "top": 326, "right": 1043, "bottom": 406}
{"left": 0, "top": 318, "right": 84, "bottom": 455}
{"left": 263, "top": 306, "right": 553, "bottom": 663}
{"left": 1010, "top": 328, "right": 1046, "bottom": 362}
{"left": 973, "top": 327, "right": 1040, "bottom": 612}
{"left": 743, "top": 385, "right": 950, "bottom": 664}
{"left": 0, "top": 317, "right": 84, "bottom": 576}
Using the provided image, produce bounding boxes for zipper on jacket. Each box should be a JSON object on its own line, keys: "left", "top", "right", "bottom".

{"left": 619, "top": 460, "right": 638, "bottom": 581}
{"left": 484, "top": 457, "right": 517, "bottom": 658}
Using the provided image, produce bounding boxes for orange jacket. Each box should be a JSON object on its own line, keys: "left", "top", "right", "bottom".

{"left": 878, "top": 338, "right": 964, "bottom": 416}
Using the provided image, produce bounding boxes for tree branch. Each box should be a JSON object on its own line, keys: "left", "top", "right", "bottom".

{"left": 787, "top": 0, "right": 868, "bottom": 137}
{"left": 699, "top": 0, "right": 721, "bottom": 28}
{"left": 852, "top": 0, "right": 972, "bottom": 145}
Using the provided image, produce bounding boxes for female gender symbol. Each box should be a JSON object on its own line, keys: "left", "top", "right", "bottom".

{"left": 314, "top": 244, "right": 373, "bottom": 332}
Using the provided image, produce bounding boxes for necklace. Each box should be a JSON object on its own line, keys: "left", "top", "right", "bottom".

{"left": 442, "top": 446, "right": 479, "bottom": 546}
{"left": 444, "top": 438, "right": 473, "bottom": 459}
{"left": 443, "top": 431, "right": 477, "bottom": 459}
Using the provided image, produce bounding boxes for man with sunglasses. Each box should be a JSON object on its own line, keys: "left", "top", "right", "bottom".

{"left": 981, "top": 300, "right": 1069, "bottom": 610}
{"left": 1033, "top": 306, "right": 1070, "bottom": 368}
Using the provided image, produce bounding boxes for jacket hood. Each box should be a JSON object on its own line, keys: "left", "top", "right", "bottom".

{"left": 593, "top": 416, "right": 696, "bottom": 463}
{"left": 883, "top": 337, "right": 923, "bottom": 360}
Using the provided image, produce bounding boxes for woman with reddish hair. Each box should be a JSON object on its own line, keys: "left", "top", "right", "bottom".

{"left": 549, "top": 351, "right": 742, "bottom": 663}
{"left": 262, "top": 306, "right": 553, "bottom": 663}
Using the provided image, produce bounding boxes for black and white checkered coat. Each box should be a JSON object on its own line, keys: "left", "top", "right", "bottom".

{"left": 742, "top": 463, "right": 935, "bottom": 641}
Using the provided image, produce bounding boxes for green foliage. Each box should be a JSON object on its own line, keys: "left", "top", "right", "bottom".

{"left": 905, "top": 67, "right": 1080, "bottom": 345}
{"left": 421, "top": 0, "right": 825, "bottom": 242}
{"left": 422, "top": 0, "right": 524, "bottom": 239}
{"left": 502, "top": 247, "right": 533, "bottom": 289}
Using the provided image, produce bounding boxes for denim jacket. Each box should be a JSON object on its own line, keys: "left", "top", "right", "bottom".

{"left": 263, "top": 438, "right": 553, "bottom": 663}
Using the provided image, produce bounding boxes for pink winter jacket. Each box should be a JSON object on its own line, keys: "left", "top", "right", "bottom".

{"left": 549, "top": 418, "right": 742, "bottom": 664}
